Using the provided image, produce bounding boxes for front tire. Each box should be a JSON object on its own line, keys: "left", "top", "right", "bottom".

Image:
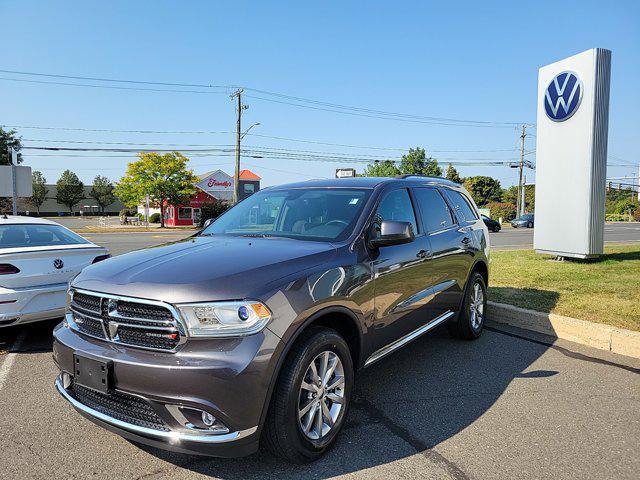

{"left": 262, "top": 328, "right": 354, "bottom": 463}
{"left": 449, "top": 272, "right": 487, "bottom": 340}
{"left": 527, "top": 222, "right": 533, "bottom": 228}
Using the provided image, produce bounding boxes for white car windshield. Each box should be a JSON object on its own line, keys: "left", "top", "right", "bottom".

{"left": 0, "top": 224, "right": 89, "bottom": 248}
{"left": 201, "top": 188, "right": 373, "bottom": 242}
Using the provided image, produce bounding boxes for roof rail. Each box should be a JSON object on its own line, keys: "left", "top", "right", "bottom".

{"left": 394, "top": 175, "right": 459, "bottom": 185}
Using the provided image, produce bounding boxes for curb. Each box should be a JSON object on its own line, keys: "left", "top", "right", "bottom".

{"left": 488, "top": 301, "right": 640, "bottom": 359}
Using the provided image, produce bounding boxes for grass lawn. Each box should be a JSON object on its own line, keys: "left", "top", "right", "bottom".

{"left": 489, "top": 245, "right": 640, "bottom": 331}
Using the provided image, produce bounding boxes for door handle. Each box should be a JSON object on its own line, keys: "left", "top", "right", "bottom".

{"left": 417, "top": 249, "right": 431, "bottom": 259}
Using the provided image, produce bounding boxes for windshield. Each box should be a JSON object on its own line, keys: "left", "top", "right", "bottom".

{"left": 201, "top": 187, "right": 372, "bottom": 241}
{"left": 0, "top": 224, "right": 89, "bottom": 248}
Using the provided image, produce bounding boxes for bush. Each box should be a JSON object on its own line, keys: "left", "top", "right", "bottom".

{"left": 486, "top": 202, "right": 517, "bottom": 222}
{"left": 119, "top": 208, "right": 137, "bottom": 217}
{"left": 199, "top": 201, "right": 230, "bottom": 227}
{"left": 149, "top": 212, "right": 161, "bottom": 224}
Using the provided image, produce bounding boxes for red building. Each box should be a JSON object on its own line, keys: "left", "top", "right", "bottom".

{"left": 162, "top": 169, "right": 261, "bottom": 227}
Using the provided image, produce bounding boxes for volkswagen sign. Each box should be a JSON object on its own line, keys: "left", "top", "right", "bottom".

{"left": 544, "top": 71, "right": 583, "bottom": 122}
{"left": 53, "top": 259, "right": 64, "bottom": 269}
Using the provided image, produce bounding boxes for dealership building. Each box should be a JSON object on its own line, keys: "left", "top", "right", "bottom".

{"left": 160, "top": 169, "right": 261, "bottom": 227}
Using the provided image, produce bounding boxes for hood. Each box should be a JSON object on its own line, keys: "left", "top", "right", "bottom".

{"left": 72, "top": 235, "right": 337, "bottom": 303}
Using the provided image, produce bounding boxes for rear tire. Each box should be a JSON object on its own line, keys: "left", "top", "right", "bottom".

{"left": 527, "top": 222, "right": 533, "bottom": 228}
{"left": 449, "top": 272, "right": 487, "bottom": 340}
{"left": 262, "top": 328, "right": 354, "bottom": 463}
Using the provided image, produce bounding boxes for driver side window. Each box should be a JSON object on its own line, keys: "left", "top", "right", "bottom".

{"left": 375, "top": 189, "right": 418, "bottom": 234}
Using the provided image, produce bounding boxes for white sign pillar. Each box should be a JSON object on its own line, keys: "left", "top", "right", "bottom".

{"left": 533, "top": 48, "right": 612, "bottom": 258}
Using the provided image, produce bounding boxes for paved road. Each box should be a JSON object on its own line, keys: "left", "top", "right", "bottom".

{"left": 1, "top": 225, "right": 639, "bottom": 479}
{"left": 491, "top": 222, "right": 640, "bottom": 250}
{"left": 77, "top": 223, "right": 640, "bottom": 256}
{"left": 1, "top": 319, "right": 638, "bottom": 480}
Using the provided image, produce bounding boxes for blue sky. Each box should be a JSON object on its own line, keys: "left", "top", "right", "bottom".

{"left": 1, "top": 0, "right": 638, "bottom": 188}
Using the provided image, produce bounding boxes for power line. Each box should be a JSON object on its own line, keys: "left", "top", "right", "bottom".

{"left": 0, "top": 68, "right": 533, "bottom": 127}
{"left": 4, "top": 124, "right": 524, "bottom": 152}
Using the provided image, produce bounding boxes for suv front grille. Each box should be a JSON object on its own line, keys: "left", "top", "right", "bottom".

{"left": 69, "top": 383, "right": 170, "bottom": 432}
{"left": 69, "top": 289, "right": 185, "bottom": 352}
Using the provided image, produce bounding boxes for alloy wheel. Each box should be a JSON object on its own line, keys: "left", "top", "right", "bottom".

{"left": 297, "top": 350, "right": 345, "bottom": 440}
{"left": 470, "top": 282, "right": 485, "bottom": 330}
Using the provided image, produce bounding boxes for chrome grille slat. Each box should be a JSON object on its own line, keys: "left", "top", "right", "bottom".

{"left": 69, "top": 289, "right": 185, "bottom": 352}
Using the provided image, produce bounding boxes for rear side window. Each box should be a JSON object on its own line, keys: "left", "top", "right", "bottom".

{"left": 413, "top": 188, "right": 454, "bottom": 233}
{"left": 443, "top": 190, "right": 478, "bottom": 222}
{"left": 0, "top": 224, "right": 88, "bottom": 248}
{"left": 375, "top": 189, "right": 418, "bottom": 234}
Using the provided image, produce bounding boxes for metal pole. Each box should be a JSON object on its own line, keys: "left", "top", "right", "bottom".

{"left": 520, "top": 175, "right": 526, "bottom": 215}
{"left": 9, "top": 147, "right": 18, "bottom": 216}
{"left": 516, "top": 125, "right": 526, "bottom": 217}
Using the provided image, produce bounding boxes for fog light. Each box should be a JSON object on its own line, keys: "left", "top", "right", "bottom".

{"left": 201, "top": 411, "right": 215, "bottom": 427}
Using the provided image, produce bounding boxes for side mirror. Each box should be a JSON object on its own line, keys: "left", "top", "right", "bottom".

{"left": 369, "top": 220, "right": 415, "bottom": 248}
{"left": 202, "top": 218, "right": 214, "bottom": 229}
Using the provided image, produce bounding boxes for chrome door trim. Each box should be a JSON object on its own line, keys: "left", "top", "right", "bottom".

{"left": 364, "top": 310, "right": 454, "bottom": 367}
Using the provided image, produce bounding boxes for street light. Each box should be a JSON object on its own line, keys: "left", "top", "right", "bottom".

{"left": 241, "top": 122, "right": 260, "bottom": 140}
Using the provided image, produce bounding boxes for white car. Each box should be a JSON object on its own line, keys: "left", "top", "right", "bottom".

{"left": 0, "top": 215, "right": 109, "bottom": 327}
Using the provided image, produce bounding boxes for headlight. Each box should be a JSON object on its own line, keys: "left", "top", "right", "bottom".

{"left": 176, "top": 301, "right": 271, "bottom": 337}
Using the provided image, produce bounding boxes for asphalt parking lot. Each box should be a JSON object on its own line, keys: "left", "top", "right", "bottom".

{"left": 1, "top": 225, "right": 639, "bottom": 479}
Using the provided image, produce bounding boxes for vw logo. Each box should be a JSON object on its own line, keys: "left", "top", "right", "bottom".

{"left": 544, "top": 71, "right": 583, "bottom": 122}
{"left": 53, "top": 259, "right": 64, "bottom": 269}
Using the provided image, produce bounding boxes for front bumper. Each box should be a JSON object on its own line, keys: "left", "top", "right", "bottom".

{"left": 0, "top": 282, "right": 67, "bottom": 327}
{"left": 53, "top": 321, "right": 283, "bottom": 457}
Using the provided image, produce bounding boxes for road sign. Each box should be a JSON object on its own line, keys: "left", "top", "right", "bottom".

{"left": 0, "top": 165, "right": 32, "bottom": 197}
{"left": 336, "top": 168, "right": 356, "bottom": 178}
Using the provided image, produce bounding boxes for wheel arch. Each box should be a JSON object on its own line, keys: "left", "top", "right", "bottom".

{"left": 257, "top": 305, "right": 364, "bottom": 435}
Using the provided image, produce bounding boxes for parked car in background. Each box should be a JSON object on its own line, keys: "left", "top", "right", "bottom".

{"left": 511, "top": 213, "right": 535, "bottom": 228}
{"left": 53, "top": 176, "right": 489, "bottom": 463}
{"left": 481, "top": 214, "right": 501, "bottom": 232}
{"left": 0, "top": 215, "right": 109, "bottom": 328}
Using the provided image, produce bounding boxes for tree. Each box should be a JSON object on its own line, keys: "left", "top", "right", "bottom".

{"left": 27, "top": 171, "right": 48, "bottom": 215}
{"left": 362, "top": 160, "right": 401, "bottom": 177}
{"left": 485, "top": 201, "right": 517, "bottom": 222}
{"left": 0, "top": 128, "right": 23, "bottom": 165}
{"left": 463, "top": 176, "right": 502, "bottom": 206}
{"left": 399, "top": 147, "right": 442, "bottom": 177}
{"left": 56, "top": 170, "right": 85, "bottom": 213}
{"left": 115, "top": 152, "right": 198, "bottom": 227}
{"left": 90, "top": 175, "right": 116, "bottom": 213}
{"left": 502, "top": 184, "right": 535, "bottom": 212}
{"left": 445, "top": 164, "right": 463, "bottom": 184}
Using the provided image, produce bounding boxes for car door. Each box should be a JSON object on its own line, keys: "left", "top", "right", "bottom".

{"left": 370, "top": 188, "right": 435, "bottom": 351}
{"left": 412, "top": 187, "right": 471, "bottom": 319}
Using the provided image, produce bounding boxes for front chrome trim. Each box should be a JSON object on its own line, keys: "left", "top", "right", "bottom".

{"left": 55, "top": 376, "right": 257, "bottom": 444}
{"left": 68, "top": 288, "right": 188, "bottom": 352}
{"left": 364, "top": 310, "right": 455, "bottom": 367}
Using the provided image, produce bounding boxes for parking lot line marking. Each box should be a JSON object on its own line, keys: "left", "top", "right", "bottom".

{"left": 0, "top": 331, "right": 27, "bottom": 391}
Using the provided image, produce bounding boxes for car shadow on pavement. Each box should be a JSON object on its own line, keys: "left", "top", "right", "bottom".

{"left": 137, "top": 325, "right": 552, "bottom": 479}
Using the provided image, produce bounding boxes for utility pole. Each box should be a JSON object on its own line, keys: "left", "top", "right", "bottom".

{"left": 9, "top": 147, "right": 18, "bottom": 216}
{"left": 521, "top": 175, "right": 527, "bottom": 214}
{"left": 638, "top": 164, "right": 640, "bottom": 202}
{"left": 516, "top": 125, "right": 527, "bottom": 217}
{"left": 231, "top": 88, "right": 248, "bottom": 204}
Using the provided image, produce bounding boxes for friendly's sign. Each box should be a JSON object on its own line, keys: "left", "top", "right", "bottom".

{"left": 533, "top": 49, "right": 611, "bottom": 259}
{"left": 195, "top": 170, "right": 234, "bottom": 197}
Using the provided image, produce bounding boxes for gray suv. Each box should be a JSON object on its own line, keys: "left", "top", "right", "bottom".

{"left": 53, "top": 176, "right": 489, "bottom": 463}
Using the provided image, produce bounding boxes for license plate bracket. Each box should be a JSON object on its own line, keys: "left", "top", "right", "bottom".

{"left": 73, "top": 353, "right": 113, "bottom": 394}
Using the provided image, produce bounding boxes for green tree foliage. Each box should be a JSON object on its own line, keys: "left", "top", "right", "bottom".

{"left": 199, "top": 201, "right": 231, "bottom": 227}
{"left": 114, "top": 152, "right": 198, "bottom": 227}
{"left": 90, "top": 175, "right": 116, "bottom": 213}
{"left": 27, "top": 171, "right": 48, "bottom": 215}
{"left": 502, "top": 184, "right": 535, "bottom": 212}
{"left": 362, "top": 160, "right": 401, "bottom": 177}
{"left": 605, "top": 188, "right": 639, "bottom": 217}
{"left": 56, "top": 170, "right": 85, "bottom": 213}
{"left": 445, "top": 164, "right": 463, "bottom": 184}
{"left": 463, "top": 176, "right": 502, "bottom": 207}
{"left": 486, "top": 201, "right": 517, "bottom": 222}
{"left": 0, "top": 128, "right": 23, "bottom": 165}
{"left": 399, "top": 147, "right": 442, "bottom": 177}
